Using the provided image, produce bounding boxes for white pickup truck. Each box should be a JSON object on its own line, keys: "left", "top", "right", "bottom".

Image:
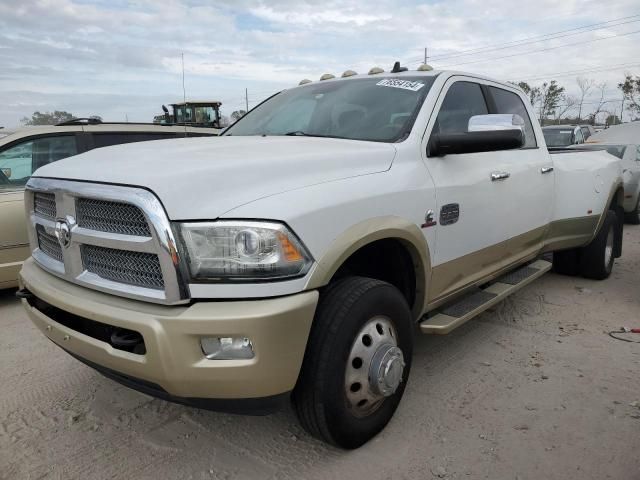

{"left": 18, "top": 66, "right": 624, "bottom": 449}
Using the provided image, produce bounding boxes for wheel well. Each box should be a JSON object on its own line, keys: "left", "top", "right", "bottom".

{"left": 330, "top": 239, "right": 418, "bottom": 310}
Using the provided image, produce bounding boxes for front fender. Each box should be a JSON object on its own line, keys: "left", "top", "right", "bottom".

{"left": 304, "top": 216, "right": 431, "bottom": 319}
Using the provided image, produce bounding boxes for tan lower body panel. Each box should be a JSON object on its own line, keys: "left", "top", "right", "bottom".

{"left": 541, "top": 216, "right": 599, "bottom": 253}
{"left": 427, "top": 225, "right": 547, "bottom": 307}
{"left": 421, "top": 259, "right": 552, "bottom": 334}
{"left": 427, "top": 216, "right": 597, "bottom": 310}
{"left": 20, "top": 258, "right": 319, "bottom": 399}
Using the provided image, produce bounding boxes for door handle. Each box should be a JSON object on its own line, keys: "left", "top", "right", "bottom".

{"left": 490, "top": 171, "right": 510, "bottom": 181}
{"left": 540, "top": 166, "right": 554, "bottom": 174}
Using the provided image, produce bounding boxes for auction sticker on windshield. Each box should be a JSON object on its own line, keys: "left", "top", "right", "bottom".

{"left": 376, "top": 79, "right": 425, "bottom": 91}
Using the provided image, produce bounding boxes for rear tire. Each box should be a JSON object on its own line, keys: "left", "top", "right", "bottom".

{"left": 579, "top": 210, "right": 617, "bottom": 280}
{"left": 552, "top": 249, "right": 580, "bottom": 276}
{"left": 292, "top": 276, "right": 413, "bottom": 449}
{"left": 625, "top": 197, "right": 640, "bottom": 225}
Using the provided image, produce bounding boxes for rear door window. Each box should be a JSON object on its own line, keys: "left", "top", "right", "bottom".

{"left": 489, "top": 87, "right": 537, "bottom": 148}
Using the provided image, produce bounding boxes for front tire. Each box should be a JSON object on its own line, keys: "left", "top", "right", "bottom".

{"left": 579, "top": 210, "right": 617, "bottom": 280}
{"left": 292, "top": 277, "right": 413, "bottom": 449}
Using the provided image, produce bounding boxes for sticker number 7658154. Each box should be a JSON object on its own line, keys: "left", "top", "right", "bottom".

{"left": 376, "top": 79, "right": 425, "bottom": 91}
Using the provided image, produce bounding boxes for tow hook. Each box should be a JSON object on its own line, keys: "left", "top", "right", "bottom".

{"left": 110, "top": 328, "right": 146, "bottom": 354}
{"left": 15, "top": 288, "right": 34, "bottom": 300}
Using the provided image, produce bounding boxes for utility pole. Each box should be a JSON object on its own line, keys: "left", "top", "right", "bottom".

{"left": 424, "top": 47, "right": 428, "bottom": 64}
{"left": 245, "top": 88, "right": 249, "bottom": 112}
{"left": 620, "top": 98, "right": 625, "bottom": 123}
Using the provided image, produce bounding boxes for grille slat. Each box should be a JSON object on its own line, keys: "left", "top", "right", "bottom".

{"left": 37, "top": 226, "right": 63, "bottom": 263}
{"left": 34, "top": 192, "right": 56, "bottom": 219}
{"left": 76, "top": 198, "right": 151, "bottom": 237}
{"left": 81, "top": 245, "right": 164, "bottom": 290}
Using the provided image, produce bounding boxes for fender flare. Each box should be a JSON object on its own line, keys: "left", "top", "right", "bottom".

{"left": 304, "top": 216, "right": 431, "bottom": 319}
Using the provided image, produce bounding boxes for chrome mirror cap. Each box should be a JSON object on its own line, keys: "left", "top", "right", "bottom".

{"left": 468, "top": 114, "right": 525, "bottom": 133}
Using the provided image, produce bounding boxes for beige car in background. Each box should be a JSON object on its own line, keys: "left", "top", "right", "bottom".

{"left": 0, "top": 121, "right": 219, "bottom": 289}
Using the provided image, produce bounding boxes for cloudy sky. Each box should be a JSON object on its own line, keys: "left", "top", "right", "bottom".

{"left": 1, "top": 0, "right": 639, "bottom": 128}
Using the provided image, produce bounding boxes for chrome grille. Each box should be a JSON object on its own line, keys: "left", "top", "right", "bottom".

{"left": 36, "top": 226, "right": 63, "bottom": 262}
{"left": 26, "top": 179, "right": 187, "bottom": 304}
{"left": 81, "top": 245, "right": 164, "bottom": 290}
{"left": 34, "top": 192, "right": 56, "bottom": 219}
{"left": 76, "top": 198, "right": 151, "bottom": 237}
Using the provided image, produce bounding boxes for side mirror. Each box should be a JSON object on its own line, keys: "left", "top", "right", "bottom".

{"left": 429, "top": 114, "right": 525, "bottom": 157}
{"left": 1, "top": 168, "right": 11, "bottom": 178}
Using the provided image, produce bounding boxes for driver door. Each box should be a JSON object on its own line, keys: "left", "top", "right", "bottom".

{"left": 423, "top": 79, "right": 516, "bottom": 301}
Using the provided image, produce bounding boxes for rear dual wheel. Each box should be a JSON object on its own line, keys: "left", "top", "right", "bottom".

{"left": 625, "top": 197, "right": 640, "bottom": 225}
{"left": 292, "top": 277, "right": 413, "bottom": 449}
{"left": 553, "top": 209, "right": 617, "bottom": 280}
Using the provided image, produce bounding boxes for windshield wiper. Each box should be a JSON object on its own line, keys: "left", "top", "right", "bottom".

{"left": 284, "top": 130, "right": 315, "bottom": 136}
{"left": 284, "top": 131, "right": 346, "bottom": 139}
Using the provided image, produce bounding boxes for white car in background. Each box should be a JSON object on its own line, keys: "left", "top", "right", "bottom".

{"left": 587, "top": 122, "right": 640, "bottom": 223}
{"left": 579, "top": 142, "right": 640, "bottom": 223}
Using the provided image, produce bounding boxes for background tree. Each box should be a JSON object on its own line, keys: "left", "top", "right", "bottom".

{"left": 538, "top": 81, "right": 564, "bottom": 125}
{"left": 511, "top": 81, "right": 541, "bottom": 107}
{"left": 21, "top": 110, "right": 75, "bottom": 125}
{"left": 605, "top": 113, "right": 621, "bottom": 126}
{"left": 554, "top": 94, "right": 577, "bottom": 123}
{"left": 230, "top": 110, "right": 247, "bottom": 122}
{"left": 576, "top": 77, "right": 594, "bottom": 122}
{"left": 588, "top": 82, "right": 609, "bottom": 125}
{"left": 618, "top": 74, "right": 640, "bottom": 119}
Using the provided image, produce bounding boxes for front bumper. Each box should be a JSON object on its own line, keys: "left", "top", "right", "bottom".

{"left": 20, "top": 258, "right": 318, "bottom": 411}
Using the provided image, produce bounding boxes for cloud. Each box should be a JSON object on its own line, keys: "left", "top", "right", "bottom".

{"left": 0, "top": 0, "right": 639, "bottom": 127}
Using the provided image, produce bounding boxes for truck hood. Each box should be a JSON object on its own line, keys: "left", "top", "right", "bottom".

{"left": 33, "top": 136, "right": 396, "bottom": 219}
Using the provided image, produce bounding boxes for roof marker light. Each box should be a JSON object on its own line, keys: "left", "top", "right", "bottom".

{"left": 417, "top": 64, "right": 434, "bottom": 71}
{"left": 320, "top": 73, "right": 335, "bottom": 81}
{"left": 368, "top": 67, "right": 384, "bottom": 75}
{"left": 299, "top": 79, "right": 312, "bottom": 85}
{"left": 342, "top": 70, "right": 357, "bottom": 78}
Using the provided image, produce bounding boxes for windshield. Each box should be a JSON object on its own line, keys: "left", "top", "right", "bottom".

{"left": 574, "top": 144, "right": 627, "bottom": 159}
{"left": 224, "top": 76, "right": 436, "bottom": 142}
{"left": 543, "top": 128, "right": 575, "bottom": 147}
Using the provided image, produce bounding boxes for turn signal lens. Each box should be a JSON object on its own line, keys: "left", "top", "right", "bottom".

{"left": 278, "top": 232, "right": 303, "bottom": 262}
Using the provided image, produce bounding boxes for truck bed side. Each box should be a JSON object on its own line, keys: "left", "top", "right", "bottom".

{"left": 544, "top": 149, "right": 623, "bottom": 252}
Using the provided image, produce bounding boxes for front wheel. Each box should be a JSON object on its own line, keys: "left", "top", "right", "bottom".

{"left": 292, "top": 276, "right": 413, "bottom": 449}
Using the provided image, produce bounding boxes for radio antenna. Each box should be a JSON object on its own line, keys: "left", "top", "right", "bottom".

{"left": 181, "top": 52, "right": 187, "bottom": 137}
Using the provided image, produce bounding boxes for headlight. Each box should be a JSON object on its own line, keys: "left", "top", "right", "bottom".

{"left": 176, "top": 221, "right": 313, "bottom": 281}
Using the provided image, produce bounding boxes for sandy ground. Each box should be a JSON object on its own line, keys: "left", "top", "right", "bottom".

{"left": 1, "top": 226, "right": 639, "bottom": 480}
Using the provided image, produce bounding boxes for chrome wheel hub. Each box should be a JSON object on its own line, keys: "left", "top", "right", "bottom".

{"left": 604, "top": 226, "right": 614, "bottom": 268}
{"left": 344, "top": 316, "right": 405, "bottom": 418}
{"left": 370, "top": 345, "right": 405, "bottom": 396}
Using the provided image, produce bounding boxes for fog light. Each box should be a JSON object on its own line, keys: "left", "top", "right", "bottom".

{"left": 201, "top": 337, "right": 254, "bottom": 360}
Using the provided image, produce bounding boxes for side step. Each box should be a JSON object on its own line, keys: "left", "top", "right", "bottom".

{"left": 420, "top": 259, "right": 552, "bottom": 335}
